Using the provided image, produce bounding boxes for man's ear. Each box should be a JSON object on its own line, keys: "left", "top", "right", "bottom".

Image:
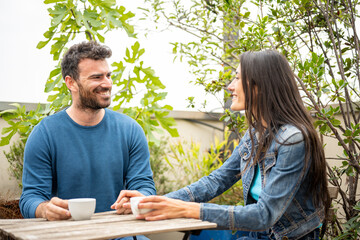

{"left": 65, "top": 76, "right": 77, "bottom": 92}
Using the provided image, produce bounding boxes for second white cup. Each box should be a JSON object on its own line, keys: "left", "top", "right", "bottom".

{"left": 130, "top": 197, "right": 152, "bottom": 217}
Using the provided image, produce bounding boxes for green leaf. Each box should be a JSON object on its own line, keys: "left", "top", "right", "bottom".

{"left": 37, "top": 40, "right": 50, "bottom": 49}
{"left": 113, "top": 104, "right": 121, "bottom": 111}
{"left": 50, "top": 5, "right": 68, "bottom": 27}
{"left": 165, "top": 127, "right": 179, "bottom": 137}
{"left": 84, "top": 10, "right": 102, "bottom": 28}
{"left": 43, "top": 26, "right": 56, "bottom": 38}
{"left": 344, "top": 129, "right": 352, "bottom": 137}
{"left": 97, "top": 33, "right": 105, "bottom": 43}
{"left": 1, "top": 126, "right": 13, "bottom": 135}
{"left": 49, "top": 67, "right": 61, "bottom": 78}
{"left": 0, "top": 109, "right": 18, "bottom": 116}
{"left": 132, "top": 41, "right": 140, "bottom": 55}
{"left": 45, "top": 73, "right": 62, "bottom": 93}
{"left": 331, "top": 119, "right": 341, "bottom": 127}
{"left": 47, "top": 94, "right": 58, "bottom": 102}
{"left": 0, "top": 131, "right": 16, "bottom": 146}
{"left": 44, "top": 0, "right": 64, "bottom": 4}
{"left": 285, "top": 22, "right": 296, "bottom": 26}
{"left": 99, "top": 0, "right": 116, "bottom": 8}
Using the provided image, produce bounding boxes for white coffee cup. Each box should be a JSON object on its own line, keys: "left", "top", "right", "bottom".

{"left": 68, "top": 198, "right": 96, "bottom": 221}
{"left": 130, "top": 197, "right": 152, "bottom": 217}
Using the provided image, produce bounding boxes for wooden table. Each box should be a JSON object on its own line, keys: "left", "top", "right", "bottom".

{"left": 0, "top": 211, "right": 217, "bottom": 240}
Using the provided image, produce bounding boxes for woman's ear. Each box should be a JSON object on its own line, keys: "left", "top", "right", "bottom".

{"left": 64, "top": 76, "right": 77, "bottom": 93}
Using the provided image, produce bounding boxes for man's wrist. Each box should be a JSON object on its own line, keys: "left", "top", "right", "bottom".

{"left": 35, "top": 201, "right": 49, "bottom": 219}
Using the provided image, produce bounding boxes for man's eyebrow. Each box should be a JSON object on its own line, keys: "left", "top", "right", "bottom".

{"left": 89, "top": 73, "right": 103, "bottom": 78}
{"left": 88, "top": 72, "right": 112, "bottom": 78}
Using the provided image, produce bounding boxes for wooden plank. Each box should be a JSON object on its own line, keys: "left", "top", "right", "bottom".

{"left": 0, "top": 211, "right": 217, "bottom": 240}
{"left": 1, "top": 218, "right": 216, "bottom": 240}
{"left": 0, "top": 215, "right": 137, "bottom": 233}
{"left": 0, "top": 218, "right": 45, "bottom": 226}
{"left": 0, "top": 212, "right": 129, "bottom": 231}
{"left": 93, "top": 210, "right": 117, "bottom": 216}
{"left": 13, "top": 218, "right": 216, "bottom": 240}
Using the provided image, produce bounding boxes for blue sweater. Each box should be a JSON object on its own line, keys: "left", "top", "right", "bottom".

{"left": 20, "top": 108, "right": 156, "bottom": 218}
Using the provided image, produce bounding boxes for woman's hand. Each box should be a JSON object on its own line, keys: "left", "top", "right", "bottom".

{"left": 111, "top": 190, "right": 145, "bottom": 214}
{"left": 125, "top": 196, "right": 200, "bottom": 221}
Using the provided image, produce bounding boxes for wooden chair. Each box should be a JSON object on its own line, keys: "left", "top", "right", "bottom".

{"left": 328, "top": 186, "right": 339, "bottom": 220}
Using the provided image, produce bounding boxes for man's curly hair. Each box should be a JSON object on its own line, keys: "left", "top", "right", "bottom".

{"left": 61, "top": 41, "right": 112, "bottom": 81}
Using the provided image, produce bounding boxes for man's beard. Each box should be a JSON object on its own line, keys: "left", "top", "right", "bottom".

{"left": 77, "top": 83, "right": 111, "bottom": 110}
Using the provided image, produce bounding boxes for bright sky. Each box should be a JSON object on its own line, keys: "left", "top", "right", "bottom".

{"left": 0, "top": 0, "right": 223, "bottom": 112}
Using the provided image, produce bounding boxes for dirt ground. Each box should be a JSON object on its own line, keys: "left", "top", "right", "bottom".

{"left": 0, "top": 199, "right": 23, "bottom": 219}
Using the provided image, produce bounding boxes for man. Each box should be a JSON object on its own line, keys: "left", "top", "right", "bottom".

{"left": 20, "top": 41, "right": 156, "bottom": 223}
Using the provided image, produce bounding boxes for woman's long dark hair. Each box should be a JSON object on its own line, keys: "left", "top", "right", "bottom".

{"left": 239, "top": 50, "right": 330, "bottom": 228}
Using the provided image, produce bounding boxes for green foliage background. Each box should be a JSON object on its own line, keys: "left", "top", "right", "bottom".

{"left": 0, "top": 0, "right": 179, "bottom": 148}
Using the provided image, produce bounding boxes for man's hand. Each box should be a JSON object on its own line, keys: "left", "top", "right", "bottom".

{"left": 111, "top": 190, "right": 145, "bottom": 214}
{"left": 35, "top": 197, "right": 71, "bottom": 221}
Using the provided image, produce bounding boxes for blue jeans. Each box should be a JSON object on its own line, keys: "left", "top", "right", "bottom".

{"left": 237, "top": 228, "right": 319, "bottom": 240}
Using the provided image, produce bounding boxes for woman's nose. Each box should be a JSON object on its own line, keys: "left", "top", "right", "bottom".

{"left": 227, "top": 79, "right": 235, "bottom": 91}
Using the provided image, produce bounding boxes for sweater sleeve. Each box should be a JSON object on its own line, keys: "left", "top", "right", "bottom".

{"left": 19, "top": 125, "right": 53, "bottom": 218}
{"left": 124, "top": 122, "right": 156, "bottom": 196}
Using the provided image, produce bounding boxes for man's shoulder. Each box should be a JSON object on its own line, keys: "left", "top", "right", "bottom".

{"left": 28, "top": 110, "right": 67, "bottom": 140}
{"left": 39, "top": 109, "right": 67, "bottom": 126}
{"left": 105, "top": 109, "right": 138, "bottom": 124}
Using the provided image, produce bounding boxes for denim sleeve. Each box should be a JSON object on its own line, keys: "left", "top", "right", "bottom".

{"left": 20, "top": 125, "right": 52, "bottom": 218}
{"left": 200, "top": 132, "right": 307, "bottom": 231}
{"left": 124, "top": 122, "right": 156, "bottom": 196}
{"left": 165, "top": 145, "right": 242, "bottom": 202}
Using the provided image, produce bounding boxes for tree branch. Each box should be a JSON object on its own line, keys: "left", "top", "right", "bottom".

{"left": 296, "top": 74, "right": 360, "bottom": 174}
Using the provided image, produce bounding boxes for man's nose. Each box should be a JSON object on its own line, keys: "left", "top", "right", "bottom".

{"left": 102, "top": 76, "right": 112, "bottom": 87}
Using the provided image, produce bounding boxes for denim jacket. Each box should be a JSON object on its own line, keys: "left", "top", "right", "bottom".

{"left": 166, "top": 124, "right": 324, "bottom": 240}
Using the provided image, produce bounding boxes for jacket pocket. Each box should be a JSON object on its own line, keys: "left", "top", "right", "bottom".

{"left": 263, "top": 153, "right": 276, "bottom": 185}
{"left": 263, "top": 153, "right": 276, "bottom": 173}
{"left": 238, "top": 145, "right": 251, "bottom": 161}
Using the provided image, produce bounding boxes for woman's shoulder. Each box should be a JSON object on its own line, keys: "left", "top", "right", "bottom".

{"left": 275, "top": 124, "right": 305, "bottom": 144}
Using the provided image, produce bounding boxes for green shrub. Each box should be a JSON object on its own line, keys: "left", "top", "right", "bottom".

{"left": 164, "top": 129, "right": 244, "bottom": 206}
{"left": 4, "top": 141, "right": 24, "bottom": 189}
{"left": 149, "top": 137, "right": 175, "bottom": 195}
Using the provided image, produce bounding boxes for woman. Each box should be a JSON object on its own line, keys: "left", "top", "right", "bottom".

{"left": 111, "top": 50, "right": 330, "bottom": 240}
